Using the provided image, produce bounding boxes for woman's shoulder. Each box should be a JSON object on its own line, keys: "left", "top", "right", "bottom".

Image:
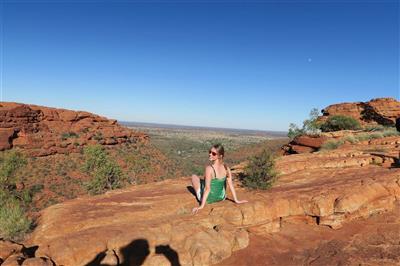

{"left": 204, "top": 165, "right": 213, "bottom": 173}
{"left": 223, "top": 163, "right": 231, "bottom": 171}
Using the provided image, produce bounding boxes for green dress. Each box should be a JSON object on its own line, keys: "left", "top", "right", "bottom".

{"left": 199, "top": 165, "right": 226, "bottom": 204}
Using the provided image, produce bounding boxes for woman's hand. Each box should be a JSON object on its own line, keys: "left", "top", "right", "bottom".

{"left": 234, "top": 199, "right": 248, "bottom": 204}
{"left": 192, "top": 206, "right": 204, "bottom": 214}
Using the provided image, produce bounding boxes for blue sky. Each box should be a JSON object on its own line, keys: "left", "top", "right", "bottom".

{"left": 1, "top": 0, "right": 399, "bottom": 131}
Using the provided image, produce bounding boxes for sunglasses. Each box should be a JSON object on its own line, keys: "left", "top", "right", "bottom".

{"left": 209, "top": 150, "right": 217, "bottom": 156}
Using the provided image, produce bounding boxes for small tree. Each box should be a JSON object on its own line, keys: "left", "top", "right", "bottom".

{"left": 320, "top": 115, "right": 361, "bottom": 132}
{"left": 83, "top": 145, "right": 108, "bottom": 173}
{"left": 287, "top": 108, "right": 321, "bottom": 139}
{"left": 240, "top": 149, "right": 277, "bottom": 190}
{"left": 83, "top": 145, "right": 126, "bottom": 195}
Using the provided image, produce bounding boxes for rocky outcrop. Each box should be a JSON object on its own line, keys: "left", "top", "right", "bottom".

{"left": 0, "top": 102, "right": 148, "bottom": 156}
{"left": 318, "top": 97, "right": 400, "bottom": 126}
{"left": 281, "top": 135, "right": 328, "bottom": 155}
{"left": 0, "top": 240, "right": 54, "bottom": 266}
{"left": 282, "top": 98, "right": 400, "bottom": 155}
{"left": 20, "top": 137, "right": 400, "bottom": 265}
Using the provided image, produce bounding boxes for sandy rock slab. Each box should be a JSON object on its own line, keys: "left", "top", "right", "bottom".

{"left": 218, "top": 202, "right": 400, "bottom": 266}
{"left": 24, "top": 150, "right": 400, "bottom": 266}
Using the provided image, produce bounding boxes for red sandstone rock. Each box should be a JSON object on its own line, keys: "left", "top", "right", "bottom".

{"left": 294, "top": 135, "right": 328, "bottom": 148}
{"left": 21, "top": 258, "right": 53, "bottom": 266}
{"left": 283, "top": 98, "right": 400, "bottom": 155}
{"left": 26, "top": 141, "right": 400, "bottom": 265}
{"left": 1, "top": 253, "right": 25, "bottom": 266}
{"left": 318, "top": 97, "right": 400, "bottom": 126}
{"left": 0, "top": 102, "right": 149, "bottom": 156}
{"left": 0, "top": 240, "right": 24, "bottom": 263}
{"left": 290, "top": 144, "right": 316, "bottom": 154}
{"left": 0, "top": 128, "right": 16, "bottom": 150}
{"left": 281, "top": 135, "right": 328, "bottom": 155}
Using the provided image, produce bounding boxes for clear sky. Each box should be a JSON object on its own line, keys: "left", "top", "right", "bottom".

{"left": 1, "top": 0, "right": 399, "bottom": 131}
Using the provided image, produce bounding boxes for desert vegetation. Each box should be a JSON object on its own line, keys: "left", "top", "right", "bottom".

{"left": 83, "top": 145, "right": 127, "bottom": 195}
{"left": 0, "top": 150, "right": 32, "bottom": 240}
{"left": 0, "top": 126, "right": 287, "bottom": 240}
{"left": 319, "top": 115, "right": 361, "bottom": 132}
{"left": 129, "top": 125, "right": 287, "bottom": 177}
{"left": 288, "top": 108, "right": 321, "bottom": 139}
{"left": 289, "top": 108, "right": 398, "bottom": 139}
{"left": 320, "top": 127, "right": 400, "bottom": 150}
{"left": 239, "top": 149, "right": 277, "bottom": 190}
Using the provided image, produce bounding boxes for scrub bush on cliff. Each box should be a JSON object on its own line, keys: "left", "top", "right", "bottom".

{"left": 83, "top": 145, "right": 127, "bottom": 195}
{"left": 0, "top": 150, "right": 31, "bottom": 240}
{"left": 0, "top": 190, "right": 31, "bottom": 240}
{"left": 288, "top": 108, "right": 321, "bottom": 139}
{"left": 240, "top": 149, "right": 277, "bottom": 190}
{"left": 0, "top": 150, "right": 27, "bottom": 189}
{"left": 320, "top": 115, "right": 361, "bottom": 132}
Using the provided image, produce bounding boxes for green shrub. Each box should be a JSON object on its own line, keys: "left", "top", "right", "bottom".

{"left": 369, "top": 132, "right": 384, "bottom": 139}
{"left": 0, "top": 190, "right": 31, "bottom": 240}
{"left": 83, "top": 145, "right": 109, "bottom": 173}
{"left": 320, "top": 139, "right": 345, "bottom": 150}
{"left": 320, "top": 115, "right": 361, "bottom": 132}
{"left": 287, "top": 123, "right": 305, "bottom": 140}
{"left": 363, "top": 125, "right": 386, "bottom": 132}
{"left": 240, "top": 149, "right": 277, "bottom": 190}
{"left": 343, "top": 135, "right": 358, "bottom": 144}
{"left": 61, "top": 132, "right": 79, "bottom": 140}
{"left": 0, "top": 151, "right": 31, "bottom": 240}
{"left": 93, "top": 132, "right": 103, "bottom": 141}
{"left": 288, "top": 108, "right": 321, "bottom": 139}
{"left": 382, "top": 128, "right": 399, "bottom": 137}
{"left": 354, "top": 133, "right": 371, "bottom": 142}
{"left": 0, "top": 150, "right": 27, "bottom": 189}
{"left": 83, "top": 145, "right": 126, "bottom": 195}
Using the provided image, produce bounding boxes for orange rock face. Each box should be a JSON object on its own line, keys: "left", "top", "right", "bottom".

{"left": 282, "top": 135, "right": 328, "bottom": 155}
{"left": 0, "top": 102, "right": 148, "bottom": 156}
{"left": 282, "top": 98, "right": 400, "bottom": 155}
{"left": 318, "top": 97, "right": 400, "bottom": 126}
{"left": 24, "top": 137, "right": 400, "bottom": 265}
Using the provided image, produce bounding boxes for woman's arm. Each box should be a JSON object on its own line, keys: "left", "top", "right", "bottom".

{"left": 192, "top": 166, "right": 212, "bottom": 214}
{"left": 226, "top": 167, "right": 248, "bottom": 204}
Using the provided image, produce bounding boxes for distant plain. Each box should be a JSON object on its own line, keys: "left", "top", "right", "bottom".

{"left": 123, "top": 121, "right": 288, "bottom": 176}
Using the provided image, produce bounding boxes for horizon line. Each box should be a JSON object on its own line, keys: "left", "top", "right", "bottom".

{"left": 120, "top": 120, "right": 289, "bottom": 134}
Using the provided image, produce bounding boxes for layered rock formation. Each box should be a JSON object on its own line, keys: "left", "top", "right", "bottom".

{"left": 282, "top": 98, "right": 400, "bottom": 155}
{"left": 2, "top": 135, "right": 396, "bottom": 266}
{"left": 0, "top": 102, "right": 148, "bottom": 156}
{"left": 318, "top": 97, "right": 400, "bottom": 126}
{"left": 281, "top": 135, "right": 328, "bottom": 154}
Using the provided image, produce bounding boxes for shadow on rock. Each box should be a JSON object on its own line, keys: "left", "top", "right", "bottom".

{"left": 186, "top": 185, "right": 199, "bottom": 203}
{"left": 22, "top": 245, "right": 39, "bottom": 257}
{"left": 120, "top": 239, "right": 150, "bottom": 266}
{"left": 85, "top": 239, "right": 182, "bottom": 266}
{"left": 85, "top": 251, "right": 107, "bottom": 266}
{"left": 155, "top": 244, "right": 181, "bottom": 266}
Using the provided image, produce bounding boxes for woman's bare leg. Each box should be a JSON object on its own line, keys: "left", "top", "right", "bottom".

{"left": 191, "top": 174, "right": 200, "bottom": 193}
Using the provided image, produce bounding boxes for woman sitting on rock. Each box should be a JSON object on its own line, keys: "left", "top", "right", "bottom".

{"left": 191, "top": 143, "right": 248, "bottom": 214}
